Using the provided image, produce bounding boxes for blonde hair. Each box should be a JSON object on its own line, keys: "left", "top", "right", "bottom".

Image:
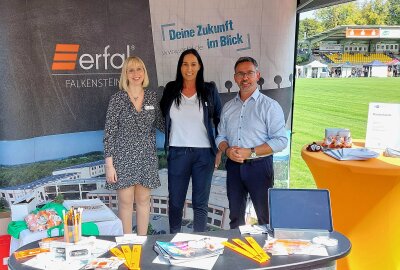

{"left": 119, "top": 56, "right": 150, "bottom": 90}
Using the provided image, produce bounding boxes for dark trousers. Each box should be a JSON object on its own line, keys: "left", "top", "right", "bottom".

{"left": 226, "top": 156, "right": 274, "bottom": 229}
{"left": 167, "top": 147, "right": 215, "bottom": 233}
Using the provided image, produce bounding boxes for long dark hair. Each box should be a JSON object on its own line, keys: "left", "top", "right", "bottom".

{"left": 172, "top": 48, "right": 208, "bottom": 107}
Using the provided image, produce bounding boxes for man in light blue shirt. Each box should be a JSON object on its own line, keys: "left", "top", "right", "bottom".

{"left": 216, "top": 56, "right": 287, "bottom": 229}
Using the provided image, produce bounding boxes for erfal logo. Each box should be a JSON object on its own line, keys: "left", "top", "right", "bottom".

{"left": 51, "top": 44, "right": 131, "bottom": 72}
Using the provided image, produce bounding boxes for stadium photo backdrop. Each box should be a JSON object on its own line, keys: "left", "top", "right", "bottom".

{"left": 0, "top": 0, "right": 296, "bottom": 204}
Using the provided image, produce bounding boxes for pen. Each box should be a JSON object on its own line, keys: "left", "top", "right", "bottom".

{"left": 74, "top": 209, "right": 78, "bottom": 243}
{"left": 63, "top": 210, "right": 69, "bottom": 243}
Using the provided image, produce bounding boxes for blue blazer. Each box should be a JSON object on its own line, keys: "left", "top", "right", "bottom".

{"left": 160, "top": 81, "right": 222, "bottom": 155}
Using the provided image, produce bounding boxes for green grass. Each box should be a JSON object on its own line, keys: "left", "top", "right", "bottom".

{"left": 290, "top": 77, "right": 400, "bottom": 188}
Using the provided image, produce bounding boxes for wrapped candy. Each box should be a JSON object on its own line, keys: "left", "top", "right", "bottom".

{"left": 25, "top": 210, "right": 62, "bottom": 232}
{"left": 322, "top": 136, "right": 334, "bottom": 148}
{"left": 334, "top": 135, "right": 343, "bottom": 148}
{"left": 343, "top": 135, "right": 352, "bottom": 148}
{"left": 306, "top": 142, "right": 322, "bottom": 152}
{"left": 323, "top": 128, "right": 352, "bottom": 148}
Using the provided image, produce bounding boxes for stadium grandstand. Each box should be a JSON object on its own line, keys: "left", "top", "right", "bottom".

{"left": 298, "top": 25, "right": 400, "bottom": 77}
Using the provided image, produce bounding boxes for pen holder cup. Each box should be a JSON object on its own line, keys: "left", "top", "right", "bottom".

{"left": 64, "top": 223, "right": 82, "bottom": 243}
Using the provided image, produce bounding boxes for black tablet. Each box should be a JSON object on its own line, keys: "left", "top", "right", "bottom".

{"left": 268, "top": 188, "right": 333, "bottom": 232}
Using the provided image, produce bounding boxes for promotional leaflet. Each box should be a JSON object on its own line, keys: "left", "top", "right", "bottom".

{"left": 365, "top": 103, "right": 400, "bottom": 150}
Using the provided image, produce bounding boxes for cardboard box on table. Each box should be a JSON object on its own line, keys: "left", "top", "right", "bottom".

{"left": 10, "top": 193, "right": 37, "bottom": 221}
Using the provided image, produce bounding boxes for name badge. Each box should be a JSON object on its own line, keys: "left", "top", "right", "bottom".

{"left": 144, "top": 105, "right": 154, "bottom": 110}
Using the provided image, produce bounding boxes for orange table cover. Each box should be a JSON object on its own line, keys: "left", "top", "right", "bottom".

{"left": 302, "top": 141, "right": 400, "bottom": 270}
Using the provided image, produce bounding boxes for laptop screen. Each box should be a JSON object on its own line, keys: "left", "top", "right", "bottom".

{"left": 268, "top": 188, "right": 333, "bottom": 232}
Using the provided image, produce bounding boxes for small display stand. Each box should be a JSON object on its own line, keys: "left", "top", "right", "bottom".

{"left": 365, "top": 102, "right": 400, "bottom": 150}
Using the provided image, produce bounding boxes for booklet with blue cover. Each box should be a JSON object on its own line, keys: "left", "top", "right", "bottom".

{"left": 323, "top": 148, "right": 379, "bottom": 161}
{"left": 154, "top": 237, "right": 224, "bottom": 262}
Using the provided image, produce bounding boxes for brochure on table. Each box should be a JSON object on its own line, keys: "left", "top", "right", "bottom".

{"left": 22, "top": 237, "right": 117, "bottom": 270}
{"left": 152, "top": 233, "right": 228, "bottom": 270}
{"left": 264, "top": 238, "right": 328, "bottom": 256}
{"left": 323, "top": 148, "right": 379, "bottom": 161}
{"left": 365, "top": 102, "right": 400, "bottom": 150}
{"left": 155, "top": 238, "right": 224, "bottom": 261}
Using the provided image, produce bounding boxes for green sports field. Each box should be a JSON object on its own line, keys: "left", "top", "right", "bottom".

{"left": 290, "top": 77, "right": 400, "bottom": 188}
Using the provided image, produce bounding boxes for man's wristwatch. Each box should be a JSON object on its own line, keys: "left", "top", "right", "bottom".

{"left": 250, "top": 147, "right": 257, "bottom": 158}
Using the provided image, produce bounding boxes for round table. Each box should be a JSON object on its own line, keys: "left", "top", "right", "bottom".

{"left": 302, "top": 141, "right": 400, "bottom": 270}
{"left": 9, "top": 230, "right": 351, "bottom": 270}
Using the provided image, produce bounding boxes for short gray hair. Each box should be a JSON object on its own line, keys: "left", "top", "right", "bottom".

{"left": 234, "top": 56, "right": 258, "bottom": 71}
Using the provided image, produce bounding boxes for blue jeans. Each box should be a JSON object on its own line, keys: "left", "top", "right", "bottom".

{"left": 226, "top": 156, "right": 274, "bottom": 229}
{"left": 167, "top": 147, "right": 215, "bottom": 233}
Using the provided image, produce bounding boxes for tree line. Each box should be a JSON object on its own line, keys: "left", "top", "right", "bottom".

{"left": 299, "top": 0, "right": 400, "bottom": 40}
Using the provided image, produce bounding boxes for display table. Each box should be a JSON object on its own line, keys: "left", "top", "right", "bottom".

{"left": 8, "top": 229, "right": 350, "bottom": 270}
{"left": 301, "top": 141, "right": 400, "bottom": 270}
{"left": 10, "top": 216, "right": 123, "bottom": 254}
